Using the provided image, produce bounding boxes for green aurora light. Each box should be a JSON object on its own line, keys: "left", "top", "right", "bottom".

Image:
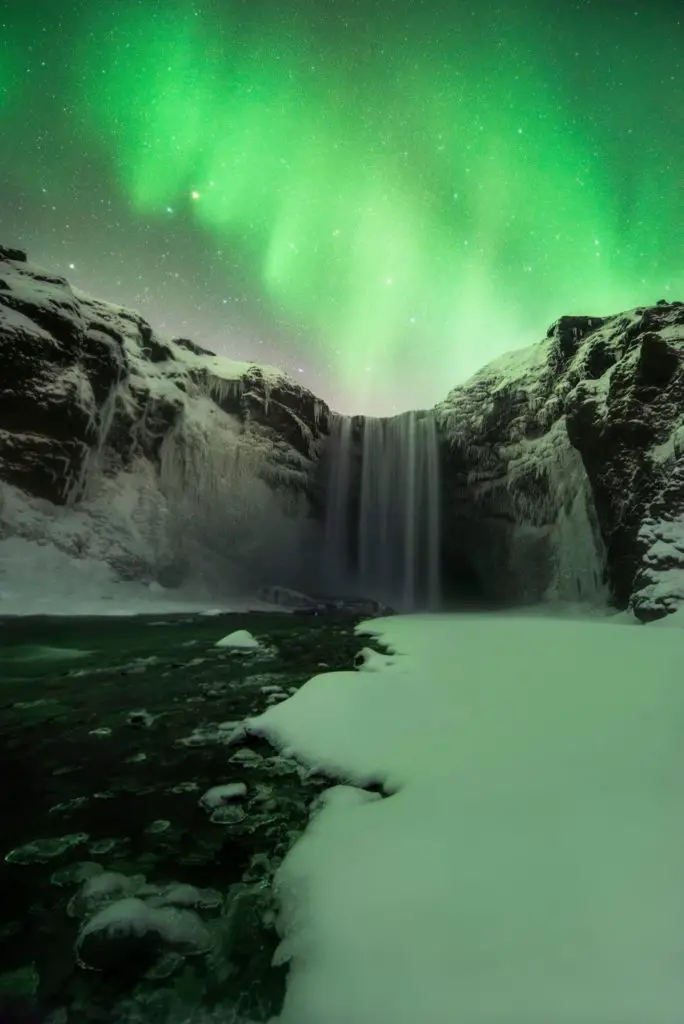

{"left": 1, "top": 0, "right": 682, "bottom": 412}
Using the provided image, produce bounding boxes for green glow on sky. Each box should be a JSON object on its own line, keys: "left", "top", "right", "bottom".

{"left": 0, "top": 21, "right": 25, "bottom": 112}
{"left": 2, "top": 0, "right": 682, "bottom": 411}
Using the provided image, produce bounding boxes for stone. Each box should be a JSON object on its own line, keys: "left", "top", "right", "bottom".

{"left": 74, "top": 897, "right": 213, "bottom": 972}
{"left": 5, "top": 834, "right": 89, "bottom": 865}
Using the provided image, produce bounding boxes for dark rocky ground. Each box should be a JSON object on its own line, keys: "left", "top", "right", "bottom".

{"left": 0, "top": 612, "right": 375, "bottom": 1024}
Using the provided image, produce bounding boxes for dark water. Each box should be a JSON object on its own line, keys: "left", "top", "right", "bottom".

{"left": 0, "top": 612, "right": 372, "bottom": 1024}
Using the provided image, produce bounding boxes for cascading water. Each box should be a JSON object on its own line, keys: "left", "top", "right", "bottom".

{"left": 322, "top": 414, "right": 354, "bottom": 588}
{"left": 323, "top": 410, "right": 441, "bottom": 611}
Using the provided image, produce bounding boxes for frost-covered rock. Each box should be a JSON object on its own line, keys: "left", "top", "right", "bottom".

{"left": 74, "top": 897, "right": 213, "bottom": 972}
{"left": 215, "top": 629, "right": 261, "bottom": 650}
{"left": 0, "top": 247, "right": 331, "bottom": 599}
{"left": 436, "top": 301, "right": 684, "bottom": 620}
{"left": 144, "top": 883, "right": 223, "bottom": 911}
{"left": 4, "top": 833, "right": 89, "bottom": 865}
{"left": 199, "top": 782, "right": 248, "bottom": 810}
{"left": 66, "top": 870, "right": 147, "bottom": 919}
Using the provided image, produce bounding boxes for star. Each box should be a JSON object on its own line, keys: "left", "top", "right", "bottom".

{"left": 3, "top": 0, "right": 679, "bottom": 418}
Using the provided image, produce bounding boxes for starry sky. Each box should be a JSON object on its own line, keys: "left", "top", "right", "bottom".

{"left": 1, "top": 0, "right": 682, "bottom": 415}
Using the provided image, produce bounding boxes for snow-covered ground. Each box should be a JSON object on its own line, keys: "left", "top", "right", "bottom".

{"left": 0, "top": 537, "right": 282, "bottom": 617}
{"left": 249, "top": 611, "right": 684, "bottom": 1024}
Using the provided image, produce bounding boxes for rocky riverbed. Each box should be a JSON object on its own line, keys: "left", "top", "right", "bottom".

{"left": 0, "top": 612, "right": 377, "bottom": 1024}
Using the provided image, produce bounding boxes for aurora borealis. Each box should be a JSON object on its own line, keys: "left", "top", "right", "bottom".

{"left": 2, "top": 1, "right": 682, "bottom": 414}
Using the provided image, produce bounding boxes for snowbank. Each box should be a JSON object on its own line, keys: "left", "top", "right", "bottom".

{"left": 250, "top": 612, "right": 684, "bottom": 1024}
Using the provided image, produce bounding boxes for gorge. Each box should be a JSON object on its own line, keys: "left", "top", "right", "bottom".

{"left": 1, "top": 244, "right": 683, "bottom": 623}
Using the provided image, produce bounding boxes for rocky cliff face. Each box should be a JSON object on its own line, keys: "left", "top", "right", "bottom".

{"left": 0, "top": 246, "right": 331, "bottom": 599}
{"left": 2, "top": 244, "right": 682, "bottom": 622}
{"left": 436, "top": 301, "right": 684, "bottom": 622}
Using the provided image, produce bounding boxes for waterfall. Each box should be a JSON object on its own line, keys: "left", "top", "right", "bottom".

{"left": 323, "top": 410, "right": 441, "bottom": 611}
{"left": 322, "top": 414, "right": 354, "bottom": 589}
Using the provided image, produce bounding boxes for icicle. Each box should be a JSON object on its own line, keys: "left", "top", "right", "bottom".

{"left": 205, "top": 375, "right": 243, "bottom": 408}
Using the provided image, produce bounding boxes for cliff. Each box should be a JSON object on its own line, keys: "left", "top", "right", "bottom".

{"left": 0, "top": 246, "right": 330, "bottom": 605}
{"left": 436, "top": 301, "right": 684, "bottom": 621}
{"left": 2, "top": 243, "right": 682, "bottom": 622}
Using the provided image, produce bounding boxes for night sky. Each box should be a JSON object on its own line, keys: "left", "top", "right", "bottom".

{"left": 1, "top": 1, "right": 682, "bottom": 414}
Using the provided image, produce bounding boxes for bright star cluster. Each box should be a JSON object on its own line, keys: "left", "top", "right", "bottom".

{"left": 1, "top": 0, "right": 681, "bottom": 414}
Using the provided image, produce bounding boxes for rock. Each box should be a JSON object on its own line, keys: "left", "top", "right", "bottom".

{"left": 172, "top": 336, "right": 216, "bottom": 358}
{"left": 209, "top": 804, "right": 247, "bottom": 825}
{"left": 0, "top": 245, "right": 27, "bottom": 262}
{"left": 75, "top": 897, "right": 213, "bottom": 972}
{"left": 257, "top": 584, "right": 321, "bottom": 609}
{"left": 144, "top": 883, "right": 223, "bottom": 910}
{"left": 258, "top": 584, "right": 394, "bottom": 617}
{"left": 437, "top": 300, "right": 684, "bottom": 620}
{"left": 215, "top": 629, "right": 261, "bottom": 650}
{"left": 229, "top": 747, "right": 264, "bottom": 767}
{"left": 294, "top": 595, "right": 395, "bottom": 617}
{"left": 50, "top": 861, "right": 104, "bottom": 888}
{"left": 126, "top": 709, "right": 156, "bottom": 727}
{"left": 144, "top": 819, "right": 171, "bottom": 835}
{"left": 4, "top": 834, "right": 89, "bottom": 865}
{"left": 353, "top": 647, "right": 395, "bottom": 671}
{"left": 67, "top": 871, "right": 147, "bottom": 918}
{"left": 199, "top": 782, "right": 248, "bottom": 811}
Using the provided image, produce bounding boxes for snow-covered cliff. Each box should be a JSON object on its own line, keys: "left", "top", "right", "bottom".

{"left": 2, "top": 244, "right": 682, "bottom": 622}
{"left": 436, "top": 302, "right": 684, "bottom": 621}
{"left": 0, "top": 246, "right": 331, "bottom": 612}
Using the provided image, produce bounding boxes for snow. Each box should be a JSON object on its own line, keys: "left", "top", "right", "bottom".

{"left": 472, "top": 340, "right": 547, "bottom": 391}
{"left": 249, "top": 612, "right": 684, "bottom": 1024}
{"left": 0, "top": 301, "right": 62, "bottom": 345}
{"left": 353, "top": 647, "right": 395, "bottom": 671}
{"left": 657, "top": 323, "right": 684, "bottom": 343}
{"left": 73, "top": 279, "right": 295, "bottom": 396}
{"left": 199, "top": 782, "right": 248, "bottom": 809}
{"left": 634, "top": 564, "right": 684, "bottom": 618}
{"left": 7, "top": 644, "right": 92, "bottom": 662}
{"left": 3, "top": 260, "right": 83, "bottom": 324}
{"left": 632, "top": 514, "right": 684, "bottom": 619}
{"left": 0, "top": 535, "right": 278, "bottom": 617}
{"left": 145, "top": 884, "right": 221, "bottom": 909}
{"left": 215, "top": 629, "right": 261, "bottom": 649}
{"left": 80, "top": 871, "right": 142, "bottom": 902}
{"left": 75, "top": 897, "right": 212, "bottom": 957}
